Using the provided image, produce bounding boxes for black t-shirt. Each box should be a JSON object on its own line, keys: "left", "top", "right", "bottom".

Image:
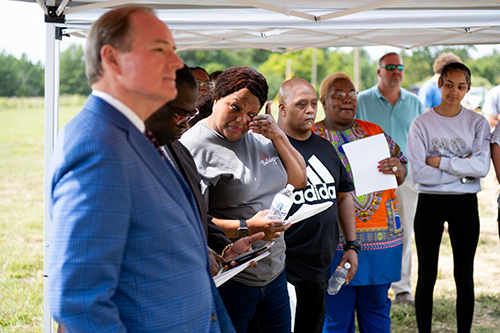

{"left": 285, "top": 132, "right": 354, "bottom": 283}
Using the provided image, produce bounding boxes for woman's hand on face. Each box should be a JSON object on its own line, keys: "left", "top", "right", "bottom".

{"left": 249, "top": 101, "right": 284, "bottom": 141}
{"left": 378, "top": 157, "right": 404, "bottom": 177}
{"left": 247, "top": 210, "right": 290, "bottom": 241}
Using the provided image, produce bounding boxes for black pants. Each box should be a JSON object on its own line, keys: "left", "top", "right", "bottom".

{"left": 497, "top": 208, "right": 500, "bottom": 241}
{"left": 286, "top": 269, "right": 328, "bottom": 333}
{"left": 414, "top": 193, "right": 479, "bottom": 333}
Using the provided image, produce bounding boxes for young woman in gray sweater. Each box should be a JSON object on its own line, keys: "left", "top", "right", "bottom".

{"left": 407, "top": 62, "right": 491, "bottom": 333}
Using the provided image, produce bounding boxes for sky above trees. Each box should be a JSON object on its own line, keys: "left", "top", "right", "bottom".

{"left": 1, "top": 0, "right": 500, "bottom": 65}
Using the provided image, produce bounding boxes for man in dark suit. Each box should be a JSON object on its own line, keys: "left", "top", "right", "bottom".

{"left": 145, "top": 65, "right": 264, "bottom": 275}
{"left": 48, "top": 6, "right": 234, "bottom": 332}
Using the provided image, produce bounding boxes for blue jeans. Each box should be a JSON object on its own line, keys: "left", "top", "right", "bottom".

{"left": 323, "top": 283, "right": 392, "bottom": 333}
{"left": 217, "top": 269, "right": 291, "bottom": 333}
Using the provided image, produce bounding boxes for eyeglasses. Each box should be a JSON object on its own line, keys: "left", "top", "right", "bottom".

{"left": 196, "top": 80, "right": 215, "bottom": 89}
{"left": 166, "top": 104, "right": 200, "bottom": 125}
{"left": 329, "top": 91, "right": 359, "bottom": 99}
{"left": 380, "top": 64, "right": 405, "bottom": 71}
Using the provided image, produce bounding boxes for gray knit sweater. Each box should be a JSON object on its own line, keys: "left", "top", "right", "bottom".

{"left": 407, "top": 107, "right": 490, "bottom": 194}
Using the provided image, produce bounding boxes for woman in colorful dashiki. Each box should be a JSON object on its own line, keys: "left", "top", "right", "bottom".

{"left": 407, "top": 62, "right": 490, "bottom": 333}
{"left": 313, "top": 72, "right": 407, "bottom": 333}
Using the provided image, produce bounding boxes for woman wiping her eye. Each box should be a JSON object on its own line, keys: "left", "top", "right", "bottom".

{"left": 181, "top": 66, "right": 306, "bottom": 333}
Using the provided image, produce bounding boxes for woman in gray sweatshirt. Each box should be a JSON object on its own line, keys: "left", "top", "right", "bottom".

{"left": 407, "top": 62, "right": 490, "bottom": 333}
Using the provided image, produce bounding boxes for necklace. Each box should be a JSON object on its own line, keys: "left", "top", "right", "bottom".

{"left": 435, "top": 106, "right": 462, "bottom": 117}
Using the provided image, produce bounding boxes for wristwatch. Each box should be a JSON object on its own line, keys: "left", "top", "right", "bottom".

{"left": 344, "top": 240, "right": 361, "bottom": 253}
{"left": 237, "top": 219, "right": 249, "bottom": 238}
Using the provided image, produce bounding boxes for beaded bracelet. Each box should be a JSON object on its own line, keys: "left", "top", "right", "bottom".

{"left": 221, "top": 243, "right": 233, "bottom": 258}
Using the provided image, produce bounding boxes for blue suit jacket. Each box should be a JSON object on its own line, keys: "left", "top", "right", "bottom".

{"left": 48, "top": 95, "right": 234, "bottom": 332}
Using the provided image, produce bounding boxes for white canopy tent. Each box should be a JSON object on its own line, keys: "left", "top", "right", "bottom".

{"left": 17, "top": 0, "right": 500, "bottom": 331}
{"left": 63, "top": 2, "right": 500, "bottom": 52}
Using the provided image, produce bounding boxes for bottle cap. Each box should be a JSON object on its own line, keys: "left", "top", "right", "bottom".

{"left": 285, "top": 184, "right": 294, "bottom": 191}
{"left": 344, "top": 262, "right": 351, "bottom": 269}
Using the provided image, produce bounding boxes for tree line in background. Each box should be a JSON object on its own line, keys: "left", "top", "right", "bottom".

{"left": 0, "top": 44, "right": 91, "bottom": 97}
{"left": 1, "top": 44, "right": 500, "bottom": 98}
{"left": 0, "top": 51, "right": 44, "bottom": 97}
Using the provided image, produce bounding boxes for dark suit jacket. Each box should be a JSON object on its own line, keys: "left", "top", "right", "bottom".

{"left": 168, "top": 140, "right": 232, "bottom": 253}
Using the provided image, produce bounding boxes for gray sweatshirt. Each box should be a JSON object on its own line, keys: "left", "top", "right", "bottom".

{"left": 407, "top": 107, "right": 490, "bottom": 194}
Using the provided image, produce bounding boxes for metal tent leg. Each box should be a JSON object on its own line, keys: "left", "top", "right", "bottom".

{"left": 43, "top": 20, "right": 60, "bottom": 333}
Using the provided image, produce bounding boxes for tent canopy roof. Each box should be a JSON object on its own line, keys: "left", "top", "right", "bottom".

{"left": 34, "top": 0, "right": 500, "bottom": 52}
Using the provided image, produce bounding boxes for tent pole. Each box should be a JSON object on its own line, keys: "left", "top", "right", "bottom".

{"left": 354, "top": 47, "right": 360, "bottom": 91}
{"left": 43, "top": 20, "right": 61, "bottom": 333}
{"left": 311, "top": 47, "right": 317, "bottom": 88}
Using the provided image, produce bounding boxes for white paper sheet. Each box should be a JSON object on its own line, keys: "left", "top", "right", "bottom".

{"left": 342, "top": 133, "right": 398, "bottom": 196}
{"left": 284, "top": 202, "right": 333, "bottom": 227}
{"left": 213, "top": 251, "right": 270, "bottom": 287}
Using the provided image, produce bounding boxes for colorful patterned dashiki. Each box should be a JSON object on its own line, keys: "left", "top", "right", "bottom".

{"left": 313, "top": 119, "right": 407, "bottom": 286}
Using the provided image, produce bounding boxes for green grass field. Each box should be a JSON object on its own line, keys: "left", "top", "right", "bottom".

{"left": 0, "top": 97, "right": 82, "bottom": 332}
{"left": 0, "top": 97, "right": 499, "bottom": 332}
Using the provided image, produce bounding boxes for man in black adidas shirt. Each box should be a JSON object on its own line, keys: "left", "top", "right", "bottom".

{"left": 277, "top": 78, "right": 358, "bottom": 333}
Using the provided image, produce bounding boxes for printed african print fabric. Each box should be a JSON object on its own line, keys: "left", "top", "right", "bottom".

{"left": 313, "top": 119, "right": 407, "bottom": 250}
{"left": 314, "top": 119, "right": 407, "bottom": 285}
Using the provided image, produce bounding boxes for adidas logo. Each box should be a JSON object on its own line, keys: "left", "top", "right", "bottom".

{"left": 293, "top": 155, "right": 337, "bottom": 205}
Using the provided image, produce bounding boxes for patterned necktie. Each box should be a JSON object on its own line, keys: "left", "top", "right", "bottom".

{"left": 144, "top": 128, "right": 163, "bottom": 157}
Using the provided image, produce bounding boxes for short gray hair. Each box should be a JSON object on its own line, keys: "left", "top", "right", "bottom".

{"left": 378, "top": 52, "right": 402, "bottom": 67}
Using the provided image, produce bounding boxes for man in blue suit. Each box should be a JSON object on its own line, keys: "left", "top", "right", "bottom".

{"left": 48, "top": 6, "right": 235, "bottom": 332}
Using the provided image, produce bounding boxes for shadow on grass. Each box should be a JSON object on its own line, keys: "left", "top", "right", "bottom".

{"left": 390, "top": 293, "right": 500, "bottom": 333}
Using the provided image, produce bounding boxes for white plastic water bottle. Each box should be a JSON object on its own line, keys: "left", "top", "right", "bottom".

{"left": 327, "top": 262, "right": 351, "bottom": 295}
{"left": 265, "top": 184, "right": 295, "bottom": 221}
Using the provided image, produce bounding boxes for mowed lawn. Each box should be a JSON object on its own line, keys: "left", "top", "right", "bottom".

{"left": 0, "top": 97, "right": 499, "bottom": 332}
{"left": 0, "top": 98, "right": 82, "bottom": 332}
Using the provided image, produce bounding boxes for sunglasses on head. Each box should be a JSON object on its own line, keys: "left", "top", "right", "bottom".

{"left": 166, "top": 104, "right": 200, "bottom": 125}
{"left": 380, "top": 64, "right": 405, "bottom": 71}
{"left": 329, "top": 91, "right": 359, "bottom": 100}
